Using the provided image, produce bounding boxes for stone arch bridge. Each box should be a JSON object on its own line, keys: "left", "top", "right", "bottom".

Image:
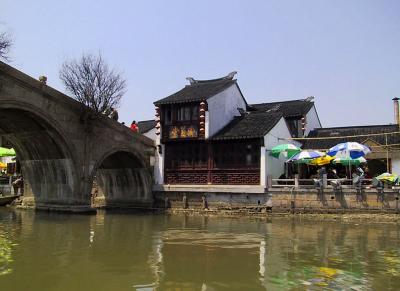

{"left": 0, "top": 62, "right": 155, "bottom": 212}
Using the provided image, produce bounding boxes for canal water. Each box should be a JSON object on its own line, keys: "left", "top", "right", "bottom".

{"left": 0, "top": 209, "right": 399, "bottom": 291}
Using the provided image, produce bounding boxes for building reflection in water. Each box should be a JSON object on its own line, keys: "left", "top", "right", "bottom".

{"left": 150, "top": 230, "right": 266, "bottom": 290}
{"left": 136, "top": 215, "right": 270, "bottom": 291}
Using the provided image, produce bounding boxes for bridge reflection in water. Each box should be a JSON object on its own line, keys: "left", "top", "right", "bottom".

{"left": 0, "top": 209, "right": 399, "bottom": 290}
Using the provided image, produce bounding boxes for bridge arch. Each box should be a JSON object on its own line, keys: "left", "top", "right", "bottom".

{"left": 91, "top": 147, "right": 153, "bottom": 207}
{"left": 0, "top": 101, "right": 81, "bottom": 206}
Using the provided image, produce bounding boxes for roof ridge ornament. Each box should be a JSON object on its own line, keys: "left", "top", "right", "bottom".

{"left": 224, "top": 71, "right": 237, "bottom": 80}
{"left": 185, "top": 77, "right": 197, "bottom": 85}
{"left": 185, "top": 71, "right": 237, "bottom": 85}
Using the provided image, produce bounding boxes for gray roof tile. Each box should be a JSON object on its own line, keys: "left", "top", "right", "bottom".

{"left": 154, "top": 79, "right": 235, "bottom": 105}
{"left": 250, "top": 99, "right": 314, "bottom": 117}
{"left": 303, "top": 124, "right": 400, "bottom": 150}
{"left": 137, "top": 120, "right": 156, "bottom": 133}
{"left": 212, "top": 112, "right": 282, "bottom": 140}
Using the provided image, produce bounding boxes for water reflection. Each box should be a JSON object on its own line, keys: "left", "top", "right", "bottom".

{"left": 0, "top": 227, "right": 15, "bottom": 276}
{"left": 155, "top": 229, "right": 266, "bottom": 290}
{"left": 0, "top": 209, "right": 398, "bottom": 290}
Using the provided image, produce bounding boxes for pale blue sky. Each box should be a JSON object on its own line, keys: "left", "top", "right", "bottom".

{"left": 2, "top": 0, "right": 400, "bottom": 127}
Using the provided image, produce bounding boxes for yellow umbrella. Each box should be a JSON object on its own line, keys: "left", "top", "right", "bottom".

{"left": 0, "top": 162, "right": 7, "bottom": 169}
{"left": 307, "top": 155, "right": 334, "bottom": 166}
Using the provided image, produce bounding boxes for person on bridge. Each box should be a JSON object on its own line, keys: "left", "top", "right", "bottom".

{"left": 130, "top": 121, "right": 139, "bottom": 133}
{"left": 109, "top": 107, "right": 119, "bottom": 121}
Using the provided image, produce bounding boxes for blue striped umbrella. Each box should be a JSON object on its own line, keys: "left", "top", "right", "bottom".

{"left": 327, "top": 142, "right": 371, "bottom": 159}
{"left": 288, "top": 150, "right": 325, "bottom": 163}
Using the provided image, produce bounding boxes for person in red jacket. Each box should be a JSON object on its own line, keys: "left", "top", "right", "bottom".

{"left": 130, "top": 120, "right": 139, "bottom": 133}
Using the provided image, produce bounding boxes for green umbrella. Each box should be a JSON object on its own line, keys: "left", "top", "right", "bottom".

{"left": 0, "top": 147, "right": 16, "bottom": 157}
{"left": 332, "top": 157, "right": 366, "bottom": 166}
{"left": 270, "top": 144, "right": 301, "bottom": 159}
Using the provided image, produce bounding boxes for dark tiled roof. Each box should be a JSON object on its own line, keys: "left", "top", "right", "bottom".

{"left": 154, "top": 79, "right": 235, "bottom": 105}
{"left": 137, "top": 120, "right": 156, "bottom": 133}
{"left": 250, "top": 99, "right": 314, "bottom": 117}
{"left": 303, "top": 124, "right": 400, "bottom": 150}
{"left": 212, "top": 112, "right": 283, "bottom": 140}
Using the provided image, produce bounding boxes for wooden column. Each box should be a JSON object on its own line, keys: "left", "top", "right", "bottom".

{"left": 207, "top": 142, "right": 213, "bottom": 184}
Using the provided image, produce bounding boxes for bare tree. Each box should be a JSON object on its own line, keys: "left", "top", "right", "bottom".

{"left": 0, "top": 32, "right": 12, "bottom": 61}
{"left": 59, "top": 53, "right": 126, "bottom": 114}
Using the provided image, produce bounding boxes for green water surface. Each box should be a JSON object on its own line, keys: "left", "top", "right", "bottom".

{"left": 0, "top": 209, "right": 399, "bottom": 290}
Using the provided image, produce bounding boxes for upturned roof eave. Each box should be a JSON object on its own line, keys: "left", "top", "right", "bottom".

{"left": 211, "top": 134, "right": 264, "bottom": 141}
{"left": 154, "top": 97, "right": 207, "bottom": 106}
{"left": 153, "top": 80, "right": 236, "bottom": 106}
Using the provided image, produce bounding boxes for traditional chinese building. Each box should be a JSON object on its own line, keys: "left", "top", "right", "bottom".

{"left": 151, "top": 72, "right": 321, "bottom": 192}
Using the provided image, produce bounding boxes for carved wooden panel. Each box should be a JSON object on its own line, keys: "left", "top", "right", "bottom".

{"left": 211, "top": 169, "right": 260, "bottom": 185}
{"left": 165, "top": 170, "right": 208, "bottom": 184}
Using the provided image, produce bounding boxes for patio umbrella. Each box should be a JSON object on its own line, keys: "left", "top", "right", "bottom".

{"left": 288, "top": 150, "right": 325, "bottom": 163}
{"left": 375, "top": 172, "right": 399, "bottom": 184}
{"left": 327, "top": 142, "right": 371, "bottom": 159}
{"left": 0, "top": 147, "right": 16, "bottom": 157}
{"left": 270, "top": 144, "right": 301, "bottom": 159}
{"left": 307, "top": 155, "right": 334, "bottom": 166}
{"left": 332, "top": 157, "right": 367, "bottom": 166}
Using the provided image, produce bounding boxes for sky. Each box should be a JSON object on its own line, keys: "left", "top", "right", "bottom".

{"left": 2, "top": 0, "right": 400, "bottom": 127}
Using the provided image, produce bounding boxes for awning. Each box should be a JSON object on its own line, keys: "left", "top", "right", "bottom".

{"left": 0, "top": 147, "right": 16, "bottom": 157}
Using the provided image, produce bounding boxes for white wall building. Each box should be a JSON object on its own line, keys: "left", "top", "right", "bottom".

{"left": 146, "top": 72, "right": 322, "bottom": 190}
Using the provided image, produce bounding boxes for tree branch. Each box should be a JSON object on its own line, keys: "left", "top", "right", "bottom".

{"left": 59, "top": 53, "right": 126, "bottom": 115}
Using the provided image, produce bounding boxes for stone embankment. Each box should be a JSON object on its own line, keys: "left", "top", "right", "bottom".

{"left": 153, "top": 187, "right": 400, "bottom": 217}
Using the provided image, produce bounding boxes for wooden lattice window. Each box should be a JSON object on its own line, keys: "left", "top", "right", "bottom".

{"left": 213, "top": 140, "right": 260, "bottom": 169}
{"left": 165, "top": 142, "right": 207, "bottom": 170}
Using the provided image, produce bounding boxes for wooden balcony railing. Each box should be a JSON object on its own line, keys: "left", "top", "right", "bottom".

{"left": 164, "top": 168, "right": 260, "bottom": 185}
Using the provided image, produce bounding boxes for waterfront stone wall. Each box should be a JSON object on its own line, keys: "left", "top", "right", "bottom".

{"left": 269, "top": 189, "right": 400, "bottom": 212}
{"left": 153, "top": 188, "right": 400, "bottom": 213}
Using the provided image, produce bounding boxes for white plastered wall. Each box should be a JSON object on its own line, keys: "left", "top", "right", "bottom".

{"left": 304, "top": 105, "right": 322, "bottom": 135}
{"left": 206, "top": 84, "right": 247, "bottom": 138}
{"left": 154, "top": 127, "right": 164, "bottom": 185}
{"left": 392, "top": 159, "right": 400, "bottom": 175}
{"left": 262, "top": 117, "right": 300, "bottom": 186}
{"left": 205, "top": 111, "right": 210, "bottom": 139}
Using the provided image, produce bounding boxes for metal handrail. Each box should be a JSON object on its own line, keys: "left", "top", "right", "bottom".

{"left": 270, "top": 177, "right": 390, "bottom": 189}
